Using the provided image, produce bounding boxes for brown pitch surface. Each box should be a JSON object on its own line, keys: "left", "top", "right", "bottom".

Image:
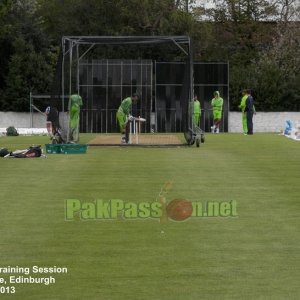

{"left": 88, "top": 134, "right": 183, "bottom": 145}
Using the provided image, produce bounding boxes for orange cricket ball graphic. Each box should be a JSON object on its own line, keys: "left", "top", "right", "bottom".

{"left": 166, "top": 199, "right": 193, "bottom": 221}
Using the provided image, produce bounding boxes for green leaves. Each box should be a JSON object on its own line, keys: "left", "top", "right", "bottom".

{"left": 0, "top": 0, "right": 299, "bottom": 112}
{"left": 0, "top": 1, "right": 53, "bottom": 111}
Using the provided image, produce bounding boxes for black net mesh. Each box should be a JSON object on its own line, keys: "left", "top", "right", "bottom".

{"left": 51, "top": 36, "right": 194, "bottom": 144}
{"left": 51, "top": 47, "right": 63, "bottom": 110}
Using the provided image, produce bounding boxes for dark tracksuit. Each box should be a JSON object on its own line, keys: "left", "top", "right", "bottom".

{"left": 245, "top": 96, "right": 254, "bottom": 135}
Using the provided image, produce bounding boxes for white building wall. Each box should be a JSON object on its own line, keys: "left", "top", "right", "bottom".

{"left": 228, "top": 112, "right": 300, "bottom": 133}
{"left": 1, "top": 111, "right": 300, "bottom": 133}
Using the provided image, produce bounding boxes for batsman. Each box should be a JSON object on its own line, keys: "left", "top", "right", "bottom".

{"left": 116, "top": 93, "right": 139, "bottom": 143}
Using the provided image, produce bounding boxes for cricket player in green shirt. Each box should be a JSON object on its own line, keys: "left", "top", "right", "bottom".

{"left": 193, "top": 95, "right": 201, "bottom": 127}
{"left": 68, "top": 94, "right": 83, "bottom": 143}
{"left": 117, "top": 93, "right": 139, "bottom": 143}
{"left": 239, "top": 90, "right": 248, "bottom": 135}
{"left": 211, "top": 91, "right": 223, "bottom": 133}
{"left": 239, "top": 89, "right": 256, "bottom": 135}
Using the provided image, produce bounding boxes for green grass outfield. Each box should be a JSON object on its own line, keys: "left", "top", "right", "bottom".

{"left": 0, "top": 133, "right": 299, "bottom": 300}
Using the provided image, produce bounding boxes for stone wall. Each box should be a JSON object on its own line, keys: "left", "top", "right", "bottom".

{"left": 228, "top": 112, "right": 300, "bottom": 133}
{"left": 0, "top": 112, "right": 45, "bottom": 128}
{"left": 1, "top": 111, "right": 300, "bottom": 133}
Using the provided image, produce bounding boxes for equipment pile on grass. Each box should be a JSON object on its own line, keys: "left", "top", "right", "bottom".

{"left": 1, "top": 145, "right": 45, "bottom": 158}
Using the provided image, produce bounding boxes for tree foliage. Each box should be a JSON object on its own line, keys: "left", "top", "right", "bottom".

{"left": 0, "top": 0, "right": 54, "bottom": 111}
{"left": 246, "top": 21, "right": 300, "bottom": 111}
{"left": 0, "top": 0, "right": 299, "bottom": 111}
{"left": 195, "top": 0, "right": 300, "bottom": 111}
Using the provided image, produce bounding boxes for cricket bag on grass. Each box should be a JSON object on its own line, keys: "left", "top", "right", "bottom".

{"left": 0, "top": 148, "right": 10, "bottom": 157}
{"left": 4, "top": 145, "right": 44, "bottom": 158}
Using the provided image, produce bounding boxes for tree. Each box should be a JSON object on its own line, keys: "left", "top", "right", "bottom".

{"left": 273, "top": 0, "right": 300, "bottom": 21}
{"left": 1, "top": 0, "right": 299, "bottom": 112}
{"left": 0, "top": 0, "right": 55, "bottom": 111}
{"left": 1, "top": 0, "right": 198, "bottom": 111}
{"left": 3, "top": 36, "right": 54, "bottom": 111}
{"left": 37, "top": 0, "right": 197, "bottom": 61}
{"left": 247, "top": 21, "right": 300, "bottom": 111}
{"left": 193, "top": 0, "right": 300, "bottom": 111}
{"left": 37, "top": 0, "right": 197, "bottom": 39}
{"left": 0, "top": 0, "right": 13, "bottom": 95}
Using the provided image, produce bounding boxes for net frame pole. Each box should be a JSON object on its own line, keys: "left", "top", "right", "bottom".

{"left": 154, "top": 61, "right": 157, "bottom": 132}
{"left": 30, "top": 92, "right": 33, "bottom": 128}
{"left": 69, "top": 40, "right": 73, "bottom": 97}
{"left": 76, "top": 44, "right": 80, "bottom": 94}
{"left": 61, "top": 41, "right": 65, "bottom": 112}
{"left": 188, "top": 37, "right": 194, "bottom": 132}
{"left": 106, "top": 60, "right": 108, "bottom": 134}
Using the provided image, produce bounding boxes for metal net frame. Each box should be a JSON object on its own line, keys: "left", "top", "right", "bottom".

{"left": 53, "top": 36, "right": 194, "bottom": 144}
